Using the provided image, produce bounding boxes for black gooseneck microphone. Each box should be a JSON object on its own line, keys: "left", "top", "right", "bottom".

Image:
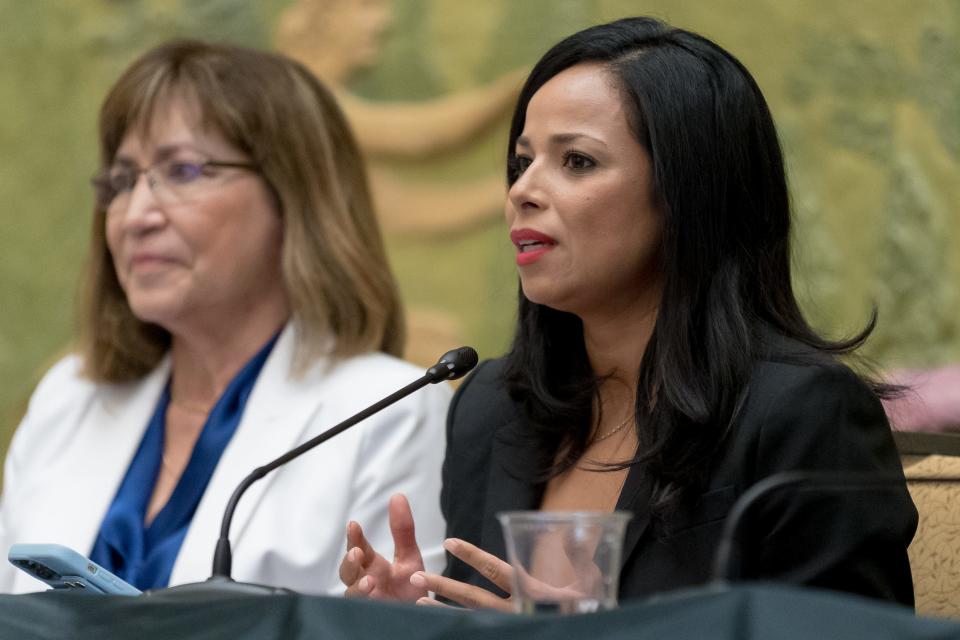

{"left": 709, "top": 470, "right": 959, "bottom": 585}
{"left": 155, "top": 346, "right": 478, "bottom": 596}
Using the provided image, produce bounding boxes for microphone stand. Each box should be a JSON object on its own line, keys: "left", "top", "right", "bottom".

{"left": 151, "top": 347, "right": 478, "bottom": 596}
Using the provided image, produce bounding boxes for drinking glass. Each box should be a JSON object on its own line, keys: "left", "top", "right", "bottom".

{"left": 498, "top": 511, "right": 631, "bottom": 614}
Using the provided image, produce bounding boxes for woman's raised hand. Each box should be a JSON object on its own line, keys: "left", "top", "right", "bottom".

{"left": 341, "top": 496, "right": 585, "bottom": 612}
{"left": 340, "top": 494, "right": 428, "bottom": 601}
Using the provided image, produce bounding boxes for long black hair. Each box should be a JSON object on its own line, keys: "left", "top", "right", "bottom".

{"left": 502, "top": 17, "right": 881, "bottom": 511}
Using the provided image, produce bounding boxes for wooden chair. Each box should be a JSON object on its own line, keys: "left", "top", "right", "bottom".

{"left": 895, "top": 431, "right": 960, "bottom": 618}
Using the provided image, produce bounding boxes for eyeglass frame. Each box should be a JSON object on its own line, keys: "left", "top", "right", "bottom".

{"left": 91, "top": 158, "right": 261, "bottom": 211}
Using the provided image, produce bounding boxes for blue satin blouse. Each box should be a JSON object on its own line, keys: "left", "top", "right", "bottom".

{"left": 89, "top": 334, "right": 279, "bottom": 590}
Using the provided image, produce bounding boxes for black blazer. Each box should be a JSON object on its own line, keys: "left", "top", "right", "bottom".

{"left": 440, "top": 352, "right": 918, "bottom": 607}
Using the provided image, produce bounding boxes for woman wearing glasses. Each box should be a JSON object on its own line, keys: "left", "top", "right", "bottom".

{"left": 0, "top": 40, "right": 450, "bottom": 594}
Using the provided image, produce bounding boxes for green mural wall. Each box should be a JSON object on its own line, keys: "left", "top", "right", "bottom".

{"left": 1, "top": 0, "right": 958, "bottom": 462}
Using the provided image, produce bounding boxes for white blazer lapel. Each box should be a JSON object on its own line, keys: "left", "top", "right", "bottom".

{"left": 10, "top": 358, "right": 169, "bottom": 589}
{"left": 170, "top": 326, "right": 327, "bottom": 585}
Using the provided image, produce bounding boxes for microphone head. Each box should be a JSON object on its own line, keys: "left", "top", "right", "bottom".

{"left": 426, "top": 346, "right": 479, "bottom": 382}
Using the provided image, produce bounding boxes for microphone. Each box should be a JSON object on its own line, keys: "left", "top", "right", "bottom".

{"left": 155, "top": 346, "right": 478, "bottom": 595}
{"left": 709, "top": 470, "right": 958, "bottom": 585}
{"left": 426, "top": 347, "right": 479, "bottom": 383}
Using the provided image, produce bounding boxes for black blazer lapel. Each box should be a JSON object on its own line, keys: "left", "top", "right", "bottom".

{"left": 615, "top": 462, "right": 653, "bottom": 569}
{"left": 479, "top": 417, "right": 545, "bottom": 562}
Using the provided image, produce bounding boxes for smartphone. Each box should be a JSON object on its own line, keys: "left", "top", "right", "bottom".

{"left": 8, "top": 543, "right": 141, "bottom": 595}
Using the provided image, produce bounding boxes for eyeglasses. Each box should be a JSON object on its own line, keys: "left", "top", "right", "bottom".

{"left": 92, "top": 158, "right": 259, "bottom": 211}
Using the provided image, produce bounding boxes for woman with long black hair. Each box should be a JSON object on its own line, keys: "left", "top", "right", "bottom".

{"left": 339, "top": 16, "right": 917, "bottom": 608}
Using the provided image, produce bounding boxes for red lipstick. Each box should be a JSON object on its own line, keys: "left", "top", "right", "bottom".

{"left": 510, "top": 229, "right": 557, "bottom": 266}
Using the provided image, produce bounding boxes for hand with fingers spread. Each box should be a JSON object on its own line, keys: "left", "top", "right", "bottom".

{"left": 340, "top": 494, "right": 428, "bottom": 601}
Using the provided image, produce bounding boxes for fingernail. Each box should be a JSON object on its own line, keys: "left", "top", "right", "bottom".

{"left": 409, "top": 572, "right": 427, "bottom": 588}
{"left": 416, "top": 596, "right": 432, "bottom": 606}
{"left": 442, "top": 538, "right": 460, "bottom": 553}
{"left": 359, "top": 576, "right": 370, "bottom": 592}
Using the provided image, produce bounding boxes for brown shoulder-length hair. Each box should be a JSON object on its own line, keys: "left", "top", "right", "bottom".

{"left": 80, "top": 39, "right": 404, "bottom": 383}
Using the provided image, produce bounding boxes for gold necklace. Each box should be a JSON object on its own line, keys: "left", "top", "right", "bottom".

{"left": 170, "top": 400, "right": 209, "bottom": 415}
{"left": 591, "top": 413, "right": 634, "bottom": 443}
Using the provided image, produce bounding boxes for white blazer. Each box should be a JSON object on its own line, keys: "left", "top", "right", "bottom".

{"left": 0, "top": 325, "right": 451, "bottom": 595}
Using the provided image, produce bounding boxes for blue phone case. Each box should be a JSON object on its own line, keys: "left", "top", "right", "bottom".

{"left": 8, "top": 543, "right": 141, "bottom": 595}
